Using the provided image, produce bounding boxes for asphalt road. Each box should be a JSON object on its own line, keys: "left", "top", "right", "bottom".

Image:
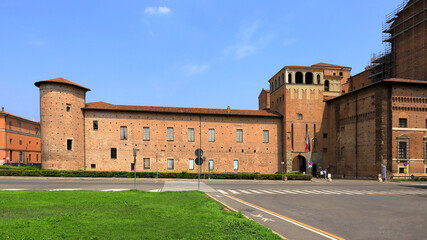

{"left": 1, "top": 177, "right": 426, "bottom": 240}
{"left": 205, "top": 180, "right": 427, "bottom": 240}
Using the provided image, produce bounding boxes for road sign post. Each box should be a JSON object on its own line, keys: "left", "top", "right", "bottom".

{"left": 195, "top": 148, "right": 204, "bottom": 191}
{"left": 133, "top": 148, "right": 139, "bottom": 190}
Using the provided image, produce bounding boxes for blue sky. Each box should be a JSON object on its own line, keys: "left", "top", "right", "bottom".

{"left": 0, "top": 0, "right": 403, "bottom": 121}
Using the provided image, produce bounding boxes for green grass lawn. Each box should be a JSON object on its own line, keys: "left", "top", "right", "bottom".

{"left": 0, "top": 191, "right": 281, "bottom": 240}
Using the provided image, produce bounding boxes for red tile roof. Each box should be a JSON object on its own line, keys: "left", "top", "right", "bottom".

{"left": 0, "top": 111, "right": 40, "bottom": 125}
{"left": 84, "top": 102, "right": 282, "bottom": 117}
{"left": 34, "top": 78, "right": 91, "bottom": 91}
{"left": 312, "top": 63, "right": 351, "bottom": 69}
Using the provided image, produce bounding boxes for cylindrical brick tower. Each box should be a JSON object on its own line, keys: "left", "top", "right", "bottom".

{"left": 35, "top": 78, "right": 90, "bottom": 170}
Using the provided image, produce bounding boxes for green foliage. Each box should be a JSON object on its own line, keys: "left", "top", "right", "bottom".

{"left": 0, "top": 168, "right": 311, "bottom": 180}
{"left": 0, "top": 191, "right": 282, "bottom": 239}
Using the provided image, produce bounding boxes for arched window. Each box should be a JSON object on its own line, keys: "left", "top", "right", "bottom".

{"left": 306, "top": 72, "right": 313, "bottom": 84}
{"left": 295, "top": 72, "right": 303, "bottom": 84}
{"left": 324, "top": 80, "right": 330, "bottom": 91}
{"left": 278, "top": 76, "right": 281, "bottom": 86}
{"left": 275, "top": 79, "right": 278, "bottom": 89}
{"left": 288, "top": 73, "right": 292, "bottom": 83}
{"left": 270, "top": 82, "right": 273, "bottom": 90}
{"left": 317, "top": 74, "right": 320, "bottom": 84}
{"left": 282, "top": 73, "right": 285, "bottom": 85}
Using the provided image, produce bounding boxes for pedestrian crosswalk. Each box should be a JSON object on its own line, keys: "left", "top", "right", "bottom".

{"left": 215, "top": 188, "right": 427, "bottom": 196}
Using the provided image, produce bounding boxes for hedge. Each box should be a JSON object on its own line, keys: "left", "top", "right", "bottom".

{"left": 0, "top": 169, "right": 311, "bottom": 180}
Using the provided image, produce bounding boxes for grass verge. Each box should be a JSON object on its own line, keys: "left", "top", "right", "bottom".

{"left": 0, "top": 191, "right": 281, "bottom": 240}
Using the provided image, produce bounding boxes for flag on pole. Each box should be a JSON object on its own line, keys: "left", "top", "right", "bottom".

{"left": 305, "top": 132, "right": 311, "bottom": 152}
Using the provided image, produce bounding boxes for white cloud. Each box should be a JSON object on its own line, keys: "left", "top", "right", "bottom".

{"left": 224, "top": 21, "right": 273, "bottom": 60}
{"left": 144, "top": 6, "right": 171, "bottom": 15}
{"left": 185, "top": 64, "right": 209, "bottom": 75}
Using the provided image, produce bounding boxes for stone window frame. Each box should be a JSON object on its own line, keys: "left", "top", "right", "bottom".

{"left": 233, "top": 160, "right": 239, "bottom": 170}
{"left": 236, "top": 129, "right": 243, "bottom": 143}
{"left": 188, "top": 128, "right": 195, "bottom": 142}
{"left": 263, "top": 130, "right": 269, "bottom": 143}
{"left": 167, "top": 158, "right": 174, "bottom": 170}
{"left": 423, "top": 136, "right": 427, "bottom": 160}
{"left": 120, "top": 126, "right": 127, "bottom": 140}
{"left": 189, "top": 159, "right": 194, "bottom": 170}
{"left": 209, "top": 159, "right": 214, "bottom": 170}
{"left": 143, "top": 127, "right": 150, "bottom": 141}
{"left": 208, "top": 128, "right": 215, "bottom": 142}
{"left": 396, "top": 134, "right": 410, "bottom": 160}
{"left": 93, "top": 120, "right": 98, "bottom": 131}
{"left": 297, "top": 113, "right": 303, "bottom": 120}
{"left": 143, "top": 158, "right": 150, "bottom": 169}
{"left": 167, "top": 127, "right": 174, "bottom": 141}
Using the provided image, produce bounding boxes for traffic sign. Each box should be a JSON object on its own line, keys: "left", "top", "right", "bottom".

{"left": 308, "top": 161, "right": 313, "bottom": 166}
{"left": 195, "top": 149, "right": 204, "bottom": 157}
{"left": 195, "top": 157, "right": 204, "bottom": 166}
{"left": 411, "top": 175, "right": 415, "bottom": 180}
{"left": 403, "top": 162, "right": 408, "bottom": 167}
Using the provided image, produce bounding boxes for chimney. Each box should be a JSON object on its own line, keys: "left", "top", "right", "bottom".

{"left": 1, "top": 107, "right": 3, "bottom": 112}
{"left": 227, "top": 106, "right": 230, "bottom": 113}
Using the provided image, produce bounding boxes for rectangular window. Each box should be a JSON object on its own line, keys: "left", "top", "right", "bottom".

{"left": 424, "top": 141, "right": 427, "bottom": 159}
{"left": 18, "top": 122, "right": 22, "bottom": 132}
{"left": 209, "top": 129, "right": 215, "bottom": 142}
{"left": 35, "top": 127, "right": 39, "bottom": 135}
{"left": 399, "top": 167, "right": 405, "bottom": 174}
{"left": 143, "top": 158, "right": 150, "bottom": 169}
{"left": 233, "top": 160, "right": 239, "bottom": 170}
{"left": 323, "top": 133, "right": 328, "bottom": 138}
{"left": 188, "top": 128, "right": 195, "bottom": 142}
{"left": 111, "top": 148, "right": 117, "bottom": 159}
{"left": 36, "top": 154, "right": 38, "bottom": 162}
{"left": 398, "top": 142, "right": 407, "bottom": 159}
{"left": 297, "top": 113, "right": 303, "bottom": 120}
{"left": 93, "top": 120, "right": 98, "bottom": 130}
{"left": 189, "top": 159, "right": 194, "bottom": 170}
{"left": 236, "top": 129, "right": 243, "bottom": 143}
{"left": 9, "top": 121, "right": 12, "bottom": 130}
{"left": 19, "top": 140, "right": 22, "bottom": 145}
{"left": 91, "top": 164, "right": 96, "bottom": 169}
{"left": 167, "top": 159, "right": 174, "bottom": 170}
{"left": 263, "top": 130, "right": 269, "bottom": 143}
{"left": 425, "top": 119, "right": 427, "bottom": 129}
{"left": 28, "top": 126, "right": 31, "bottom": 134}
{"left": 143, "top": 127, "right": 150, "bottom": 141}
{"left": 209, "top": 160, "right": 214, "bottom": 170}
{"left": 120, "top": 126, "right": 127, "bottom": 140}
{"left": 66, "top": 103, "right": 71, "bottom": 112}
{"left": 131, "top": 163, "right": 135, "bottom": 171}
{"left": 67, "top": 139, "right": 72, "bottom": 150}
{"left": 399, "top": 118, "right": 407, "bottom": 128}
{"left": 167, "top": 127, "right": 174, "bottom": 141}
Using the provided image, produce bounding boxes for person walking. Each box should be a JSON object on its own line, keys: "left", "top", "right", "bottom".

{"left": 320, "top": 170, "right": 324, "bottom": 179}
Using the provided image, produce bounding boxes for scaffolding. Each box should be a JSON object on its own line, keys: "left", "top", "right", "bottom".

{"left": 369, "top": 0, "right": 426, "bottom": 81}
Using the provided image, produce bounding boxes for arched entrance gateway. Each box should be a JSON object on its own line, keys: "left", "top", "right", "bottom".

{"left": 292, "top": 155, "right": 307, "bottom": 173}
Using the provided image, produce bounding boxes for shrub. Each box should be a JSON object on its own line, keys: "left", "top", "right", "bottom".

{"left": 0, "top": 168, "right": 311, "bottom": 180}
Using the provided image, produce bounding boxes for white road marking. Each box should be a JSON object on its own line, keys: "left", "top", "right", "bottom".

{"left": 50, "top": 189, "right": 81, "bottom": 191}
{"left": 228, "top": 189, "right": 241, "bottom": 194}
{"left": 301, "top": 190, "right": 321, "bottom": 194}
{"left": 321, "top": 190, "right": 342, "bottom": 195}
{"left": 291, "top": 190, "right": 310, "bottom": 194}
{"left": 269, "top": 189, "right": 285, "bottom": 194}
{"left": 238, "top": 189, "right": 252, "bottom": 194}
{"left": 226, "top": 195, "right": 343, "bottom": 240}
{"left": 251, "top": 213, "right": 275, "bottom": 222}
{"left": 217, "top": 189, "right": 228, "bottom": 194}
{"left": 280, "top": 190, "right": 298, "bottom": 194}
{"left": 100, "top": 189, "right": 129, "bottom": 192}
{"left": 257, "top": 189, "right": 275, "bottom": 194}
{"left": 248, "top": 189, "right": 263, "bottom": 194}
